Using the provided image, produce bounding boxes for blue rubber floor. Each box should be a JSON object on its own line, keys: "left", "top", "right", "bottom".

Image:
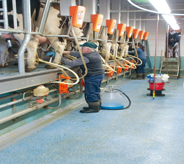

{"left": 0, "top": 78, "right": 184, "bottom": 164}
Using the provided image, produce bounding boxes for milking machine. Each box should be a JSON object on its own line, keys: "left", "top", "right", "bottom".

{"left": 101, "top": 85, "right": 131, "bottom": 110}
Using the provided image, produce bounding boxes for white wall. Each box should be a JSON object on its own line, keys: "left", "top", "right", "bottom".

{"left": 145, "top": 15, "right": 166, "bottom": 57}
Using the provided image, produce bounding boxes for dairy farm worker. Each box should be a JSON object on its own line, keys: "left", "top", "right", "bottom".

{"left": 129, "top": 43, "right": 147, "bottom": 79}
{"left": 62, "top": 42, "right": 104, "bottom": 113}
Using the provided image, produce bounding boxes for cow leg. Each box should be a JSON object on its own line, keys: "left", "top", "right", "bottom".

{"left": 0, "top": 39, "right": 8, "bottom": 68}
{"left": 0, "top": 50, "right": 5, "bottom": 68}
{"left": 25, "top": 38, "right": 39, "bottom": 72}
{"left": 52, "top": 40, "right": 66, "bottom": 64}
{"left": 4, "top": 49, "right": 9, "bottom": 67}
{"left": 38, "top": 43, "right": 48, "bottom": 60}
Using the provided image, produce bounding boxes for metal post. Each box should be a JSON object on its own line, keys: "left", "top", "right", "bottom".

{"left": 166, "top": 23, "right": 169, "bottom": 74}
{"left": 142, "top": 20, "right": 145, "bottom": 31}
{"left": 139, "top": 14, "right": 141, "bottom": 29}
{"left": 18, "top": 0, "right": 32, "bottom": 74}
{"left": 153, "top": 14, "right": 159, "bottom": 99}
{"left": 2, "top": 0, "right": 8, "bottom": 29}
{"left": 127, "top": 3, "right": 129, "bottom": 26}
{"left": 134, "top": 13, "right": 136, "bottom": 28}
{"left": 12, "top": 0, "right": 18, "bottom": 29}
{"left": 38, "top": 0, "right": 52, "bottom": 33}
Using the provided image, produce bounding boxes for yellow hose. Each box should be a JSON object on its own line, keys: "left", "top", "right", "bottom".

{"left": 38, "top": 59, "right": 80, "bottom": 85}
{"left": 71, "top": 24, "right": 88, "bottom": 80}
{"left": 116, "top": 56, "right": 137, "bottom": 69}
{"left": 100, "top": 56, "right": 117, "bottom": 72}
{"left": 127, "top": 54, "right": 142, "bottom": 66}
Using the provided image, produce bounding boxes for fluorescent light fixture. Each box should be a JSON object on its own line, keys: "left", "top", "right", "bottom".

{"left": 149, "top": 0, "right": 171, "bottom": 13}
{"left": 149, "top": 0, "right": 180, "bottom": 30}
{"left": 162, "top": 15, "right": 180, "bottom": 30}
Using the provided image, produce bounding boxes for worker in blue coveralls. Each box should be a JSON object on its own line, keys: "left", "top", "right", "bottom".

{"left": 129, "top": 43, "right": 147, "bottom": 79}
{"left": 62, "top": 42, "right": 104, "bottom": 113}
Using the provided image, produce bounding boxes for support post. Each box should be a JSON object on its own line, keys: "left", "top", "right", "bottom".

{"left": 18, "top": 0, "right": 32, "bottom": 74}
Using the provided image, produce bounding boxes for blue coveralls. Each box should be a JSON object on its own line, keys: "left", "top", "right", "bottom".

{"left": 84, "top": 74, "right": 104, "bottom": 102}
{"left": 136, "top": 48, "right": 147, "bottom": 74}
{"left": 62, "top": 51, "right": 104, "bottom": 103}
{"left": 130, "top": 48, "right": 147, "bottom": 74}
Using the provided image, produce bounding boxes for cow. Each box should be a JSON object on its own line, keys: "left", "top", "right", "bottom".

{"left": 110, "top": 43, "right": 119, "bottom": 59}
{"left": 0, "top": 1, "right": 84, "bottom": 72}
{"left": 119, "top": 43, "right": 129, "bottom": 58}
{"left": 0, "top": 37, "right": 9, "bottom": 67}
{"left": 0, "top": 0, "right": 40, "bottom": 28}
{"left": 0, "top": 0, "right": 40, "bottom": 70}
{"left": 34, "top": 3, "right": 84, "bottom": 70}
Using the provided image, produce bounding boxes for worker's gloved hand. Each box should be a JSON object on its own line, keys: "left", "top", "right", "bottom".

{"left": 46, "top": 51, "right": 55, "bottom": 57}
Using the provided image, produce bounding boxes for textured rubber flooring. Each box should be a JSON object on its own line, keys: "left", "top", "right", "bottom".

{"left": 0, "top": 78, "right": 184, "bottom": 164}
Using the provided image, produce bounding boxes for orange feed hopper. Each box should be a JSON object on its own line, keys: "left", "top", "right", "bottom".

{"left": 139, "top": 31, "right": 145, "bottom": 40}
{"left": 117, "top": 24, "right": 126, "bottom": 36}
{"left": 126, "top": 26, "right": 133, "bottom": 38}
{"left": 133, "top": 29, "right": 140, "bottom": 39}
{"left": 70, "top": 6, "right": 86, "bottom": 28}
{"left": 91, "top": 14, "right": 104, "bottom": 32}
{"left": 144, "top": 32, "right": 149, "bottom": 40}
{"left": 106, "top": 19, "right": 117, "bottom": 34}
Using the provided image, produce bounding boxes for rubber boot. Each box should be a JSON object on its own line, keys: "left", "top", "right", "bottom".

{"left": 137, "top": 73, "right": 143, "bottom": 80}
{"left": 83, "top": 99, "right": 101, "bottom": 110}
{"left": 83, "top": 106, "right": 89, "bottom": 110}
{"left": 131, "top": 74, "right": 138, "bottom": 79}
{"left": 99, "top": 99, "right": 102, "bottom": 108}
{"left": 142, "top": 73, "right": 146, "bottom": 79}
{"left": 80, "top": 101, "right": 100, "bottom": 113}
{"left": 132, "top": 73, "right": 142, "bottom": 80}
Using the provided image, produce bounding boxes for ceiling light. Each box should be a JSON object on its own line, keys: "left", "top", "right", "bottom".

{"left": 149, "top": 0, "right": 180, "bottom": 30}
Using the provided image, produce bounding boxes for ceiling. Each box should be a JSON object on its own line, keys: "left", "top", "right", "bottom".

{"left": 131, "top": 0, "right": 184, "bottom": 14}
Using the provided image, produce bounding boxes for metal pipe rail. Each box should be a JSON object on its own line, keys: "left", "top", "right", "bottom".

{"left": 0, "top": 68, "right": 129, "bottom": 125}
{"left": 0, "top": 89, "right": 57, "bottom": 109}
{"left": 0, "top": 97, "right": 59, "bottom": 125}
{"left": 0, "top": 88, "right": 82, "bottom": 125}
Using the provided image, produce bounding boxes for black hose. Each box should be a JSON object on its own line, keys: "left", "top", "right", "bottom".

{"left": 114, "top": 89, "right": 131, "bottom": 109}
